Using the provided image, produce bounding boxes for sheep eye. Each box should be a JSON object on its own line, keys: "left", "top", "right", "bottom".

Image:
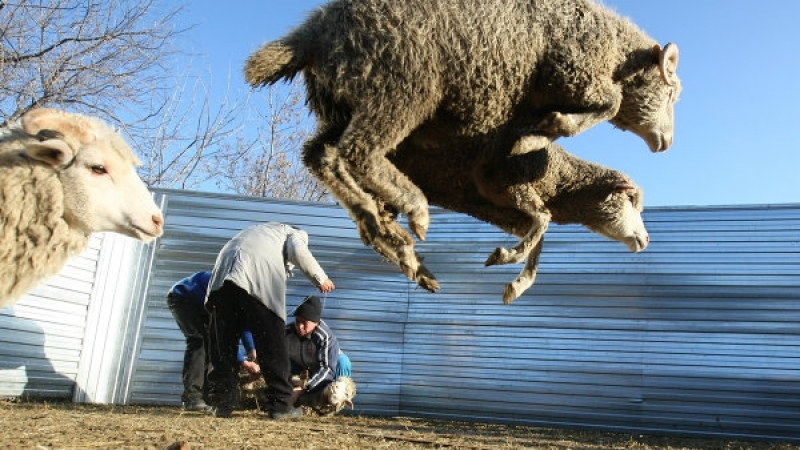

{"left": 90, "top": 165, "right": 107, "bottom": 175}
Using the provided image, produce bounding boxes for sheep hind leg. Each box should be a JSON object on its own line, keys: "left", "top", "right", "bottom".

{"left": 371, "top": 203, "right": 439, "bottom": 292}
{"left": 303, "top": 129, "right": 384, "bottom": 246}
{"left": 339, "top": 111, "right": 431, "bottom": 242}
{"left": 503, "top": 239, "right": 544, "bottom": 305}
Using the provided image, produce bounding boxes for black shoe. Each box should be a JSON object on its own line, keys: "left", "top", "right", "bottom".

{"left": 214, "top": 405, "right": 234, "bottom": 418}
{"left": 182, "top": 400, "right": 214, "bottom": 414}
{"left": 269, "top": 406, "right": 304, "bottom": 420}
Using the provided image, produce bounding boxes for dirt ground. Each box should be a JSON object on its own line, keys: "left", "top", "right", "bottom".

{"left": 0, "top": 399, "right": 796, "bottom": 450}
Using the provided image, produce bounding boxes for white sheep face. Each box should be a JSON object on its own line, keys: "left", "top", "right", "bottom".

{"left": 21, "top": 109, "right": 164, "bottom": 242}
{"left": 322, "top": 376, "right": 356, "bottom": 414}
{"left": 586, "top": 184, "right": 649, "bottom": 253}
{"left": 613, "top": 44, "right": 681, "bottom": 153}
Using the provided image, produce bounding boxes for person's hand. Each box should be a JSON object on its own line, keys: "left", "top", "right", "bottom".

{"left": 290, "top": 387, "right": 303, "bottom": 405}
{"left": 241, "top": 360, "right": 261, "bottom": 378}
{"left": 318, "top": 278, "right": 335, "bottom": 293}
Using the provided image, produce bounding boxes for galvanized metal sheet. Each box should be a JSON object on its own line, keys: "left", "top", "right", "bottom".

{"left": 123, "top": 191, "right": 800, "bottom": 440}
{"left": 0, "top": 235, "right": 103, "bottom": 399}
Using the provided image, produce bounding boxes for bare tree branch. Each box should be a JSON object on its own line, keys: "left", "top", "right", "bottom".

{"left": 211, "top": 79, "right": 329, "bottom": 201}
{"left": 0, "top": 0, "right": 328, "bottom": 201}
{"left": 0, "top": 0, "right": 184, "bottom": 124}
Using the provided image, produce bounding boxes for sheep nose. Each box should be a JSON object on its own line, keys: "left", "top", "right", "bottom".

{"left": 663, "top": 133, "right": 673, "bottom": 150}
{"left": 152, "top": 213, "right": 164, "bottom": 236}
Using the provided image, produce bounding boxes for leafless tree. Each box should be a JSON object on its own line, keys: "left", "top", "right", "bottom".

{"left": 212, "top": 80, "right": 330, "bottom": 202}
{"left": 0, "top": 0, "right": 329, "bottom": 201}
{"left": 0, "top": 0, "right": 182, "bottom": 124}
{"left": 125, "top": 63, "right": 248, "bottom": 190}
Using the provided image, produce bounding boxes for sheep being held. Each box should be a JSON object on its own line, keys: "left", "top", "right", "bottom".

{"left": 0, "top": 108, "right": 164, "bottom": 307}
{"left": 244, "top": 0, "right": 678, "bottom": 276}
{"left": 382, "top": 132, "right": 649, "bottom": 304}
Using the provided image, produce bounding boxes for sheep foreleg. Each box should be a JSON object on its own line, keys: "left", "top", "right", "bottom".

{"left": 306, "top": 140, "right": 385, "bottom": 245}
{"left": 503, "top": 239, "right": 544, "bottom": 305}
{"left": 371, "top": 220, "right": 440, "bottom": 293}
{"left": 535, "top": 98, "right": 621, "bottom": 139}
{"left": 485, "top": 213, "right": 549, "bottom": 267}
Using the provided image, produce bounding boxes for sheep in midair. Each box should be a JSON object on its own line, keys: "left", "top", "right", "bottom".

{"left": 381, "top": 131, "right": 649, "bottom": 304}
{"left": 244, "top": 0, "right": 679, "bottom": 276}
{"left": 0, "top": 108, "right": 164, "bottom": 307}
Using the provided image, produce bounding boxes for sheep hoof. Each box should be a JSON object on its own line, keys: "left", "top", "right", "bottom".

{"left": 408, "top": 211, "right": 429, "bottom": 241}
{"left": 512, "top": 134, "right": 551, "bottom": 155}
{"left": 503, "top": 284, "right": 520, "bottom": 305}
{"left": 536, "top": 111, "right": 575, "bottom": 137}
{"left": 485, "top": 247, "right": 509, "bottom": 267}
{"left": 415, "top": 263, "right": 439, "bottom": 292}
{"left": 418, "top": 276, "right": 440, "bottom": 293}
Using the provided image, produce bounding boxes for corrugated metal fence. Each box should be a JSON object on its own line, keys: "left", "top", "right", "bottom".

{"left": 1, "top": 189, "right": 798, "bottom": 440}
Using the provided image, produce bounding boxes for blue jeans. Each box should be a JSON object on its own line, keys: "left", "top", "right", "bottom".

{"left": 291, "top": 352, "right": 352, "bottom": 383}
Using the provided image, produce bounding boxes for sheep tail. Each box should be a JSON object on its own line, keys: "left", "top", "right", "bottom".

{"left": 244, "top": 41, "right": 305, "bottom": 87}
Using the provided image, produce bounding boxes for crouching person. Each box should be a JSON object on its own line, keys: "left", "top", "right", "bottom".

{"left": 206, "top": 222, "right": 335, "bottom": 419}
{"left": 287, "top": 295, "right": 356, "bottom": 415}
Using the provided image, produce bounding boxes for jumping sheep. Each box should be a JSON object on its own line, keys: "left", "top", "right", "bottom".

{"left": 0, "top": 108, "right": 164, "bottom": 307}
{"left": 244, "top": 0, "right": 679, "bottom": 281}
{"left": 383, "top": 131, "right": 649, "bottom": 304}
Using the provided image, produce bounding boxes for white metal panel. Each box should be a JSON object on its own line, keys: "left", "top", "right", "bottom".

{"left": 73, "top": 230, "right": 159, "bottom": 404}
{"left": 0, "top": 235, "right": 103, "bottom": 399}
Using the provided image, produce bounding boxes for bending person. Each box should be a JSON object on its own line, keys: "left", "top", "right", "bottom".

{"left": 206, "top": 222, "right": 335, "bottom": 419}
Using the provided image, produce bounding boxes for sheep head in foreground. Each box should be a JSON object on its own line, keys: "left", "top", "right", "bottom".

{"left": 318, "top": 377, "right": 356, "bottom": 416}
{"left": 383, "top": 133, "right": 648, "bottom": 304}
{"left": 0, "top": 108, "right": 164, "bottom": 306}
{"left": 293, "top": 376, "right": 357, "bottom": 416}
{"left": 245, "top": 0, "right": 678, "bottom": 258}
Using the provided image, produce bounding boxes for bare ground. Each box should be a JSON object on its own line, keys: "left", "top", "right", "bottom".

{"left": 0, "top": 399, "right": 796, "bottom": 450}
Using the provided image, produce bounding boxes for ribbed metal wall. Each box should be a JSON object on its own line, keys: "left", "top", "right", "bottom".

{"left": 124, "top": 190, "right": 800, "bottom": 440}
{"left": 0, "top": 235, "right": 104, "bottom": 399}
{"left": 401, "top": 204, "right": 800, "bottom": 440}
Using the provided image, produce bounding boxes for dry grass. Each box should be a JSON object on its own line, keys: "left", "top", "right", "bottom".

{"left": 0, "top": 399, "right": 795, "bottom": 450}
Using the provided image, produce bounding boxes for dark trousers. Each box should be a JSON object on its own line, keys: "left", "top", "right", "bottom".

{"left": 206, "top": 281, "right": 294, "bottom": 414}
{"left": 167, "top": 294, "right": 208, "bottom": 403}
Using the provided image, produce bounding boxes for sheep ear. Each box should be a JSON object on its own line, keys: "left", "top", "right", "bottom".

{"left": 21, "top": 108, "right": 96, "bottom": 144}
{"left": 25, "top": 139, "right": 76, "bottom": 169}
{"left": 605, "top": 180, "right": 635, "bottom": 201}
{"left": 613, "top": 180, "right": 636, "bottom": 192}
{"left": 655, "top": 43, "right": 679, "bottom": 86}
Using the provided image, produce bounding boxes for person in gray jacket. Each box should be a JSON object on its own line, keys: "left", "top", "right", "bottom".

{"left": 205, "top": 222, "right": 335, "bottom": 419}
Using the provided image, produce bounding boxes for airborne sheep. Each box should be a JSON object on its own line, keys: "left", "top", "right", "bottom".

{"left": 244, "top": 0, "right": 679, "bottom": 284}
{"left": 382, "top": 132, "right": 649, "bottom": 304}
{"left": 0, "top": 108, "right": 164, "bottom": 307}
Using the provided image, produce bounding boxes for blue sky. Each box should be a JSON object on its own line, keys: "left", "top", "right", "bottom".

{"left": 180, "top": 1, "right": 799, "bottom": 207}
